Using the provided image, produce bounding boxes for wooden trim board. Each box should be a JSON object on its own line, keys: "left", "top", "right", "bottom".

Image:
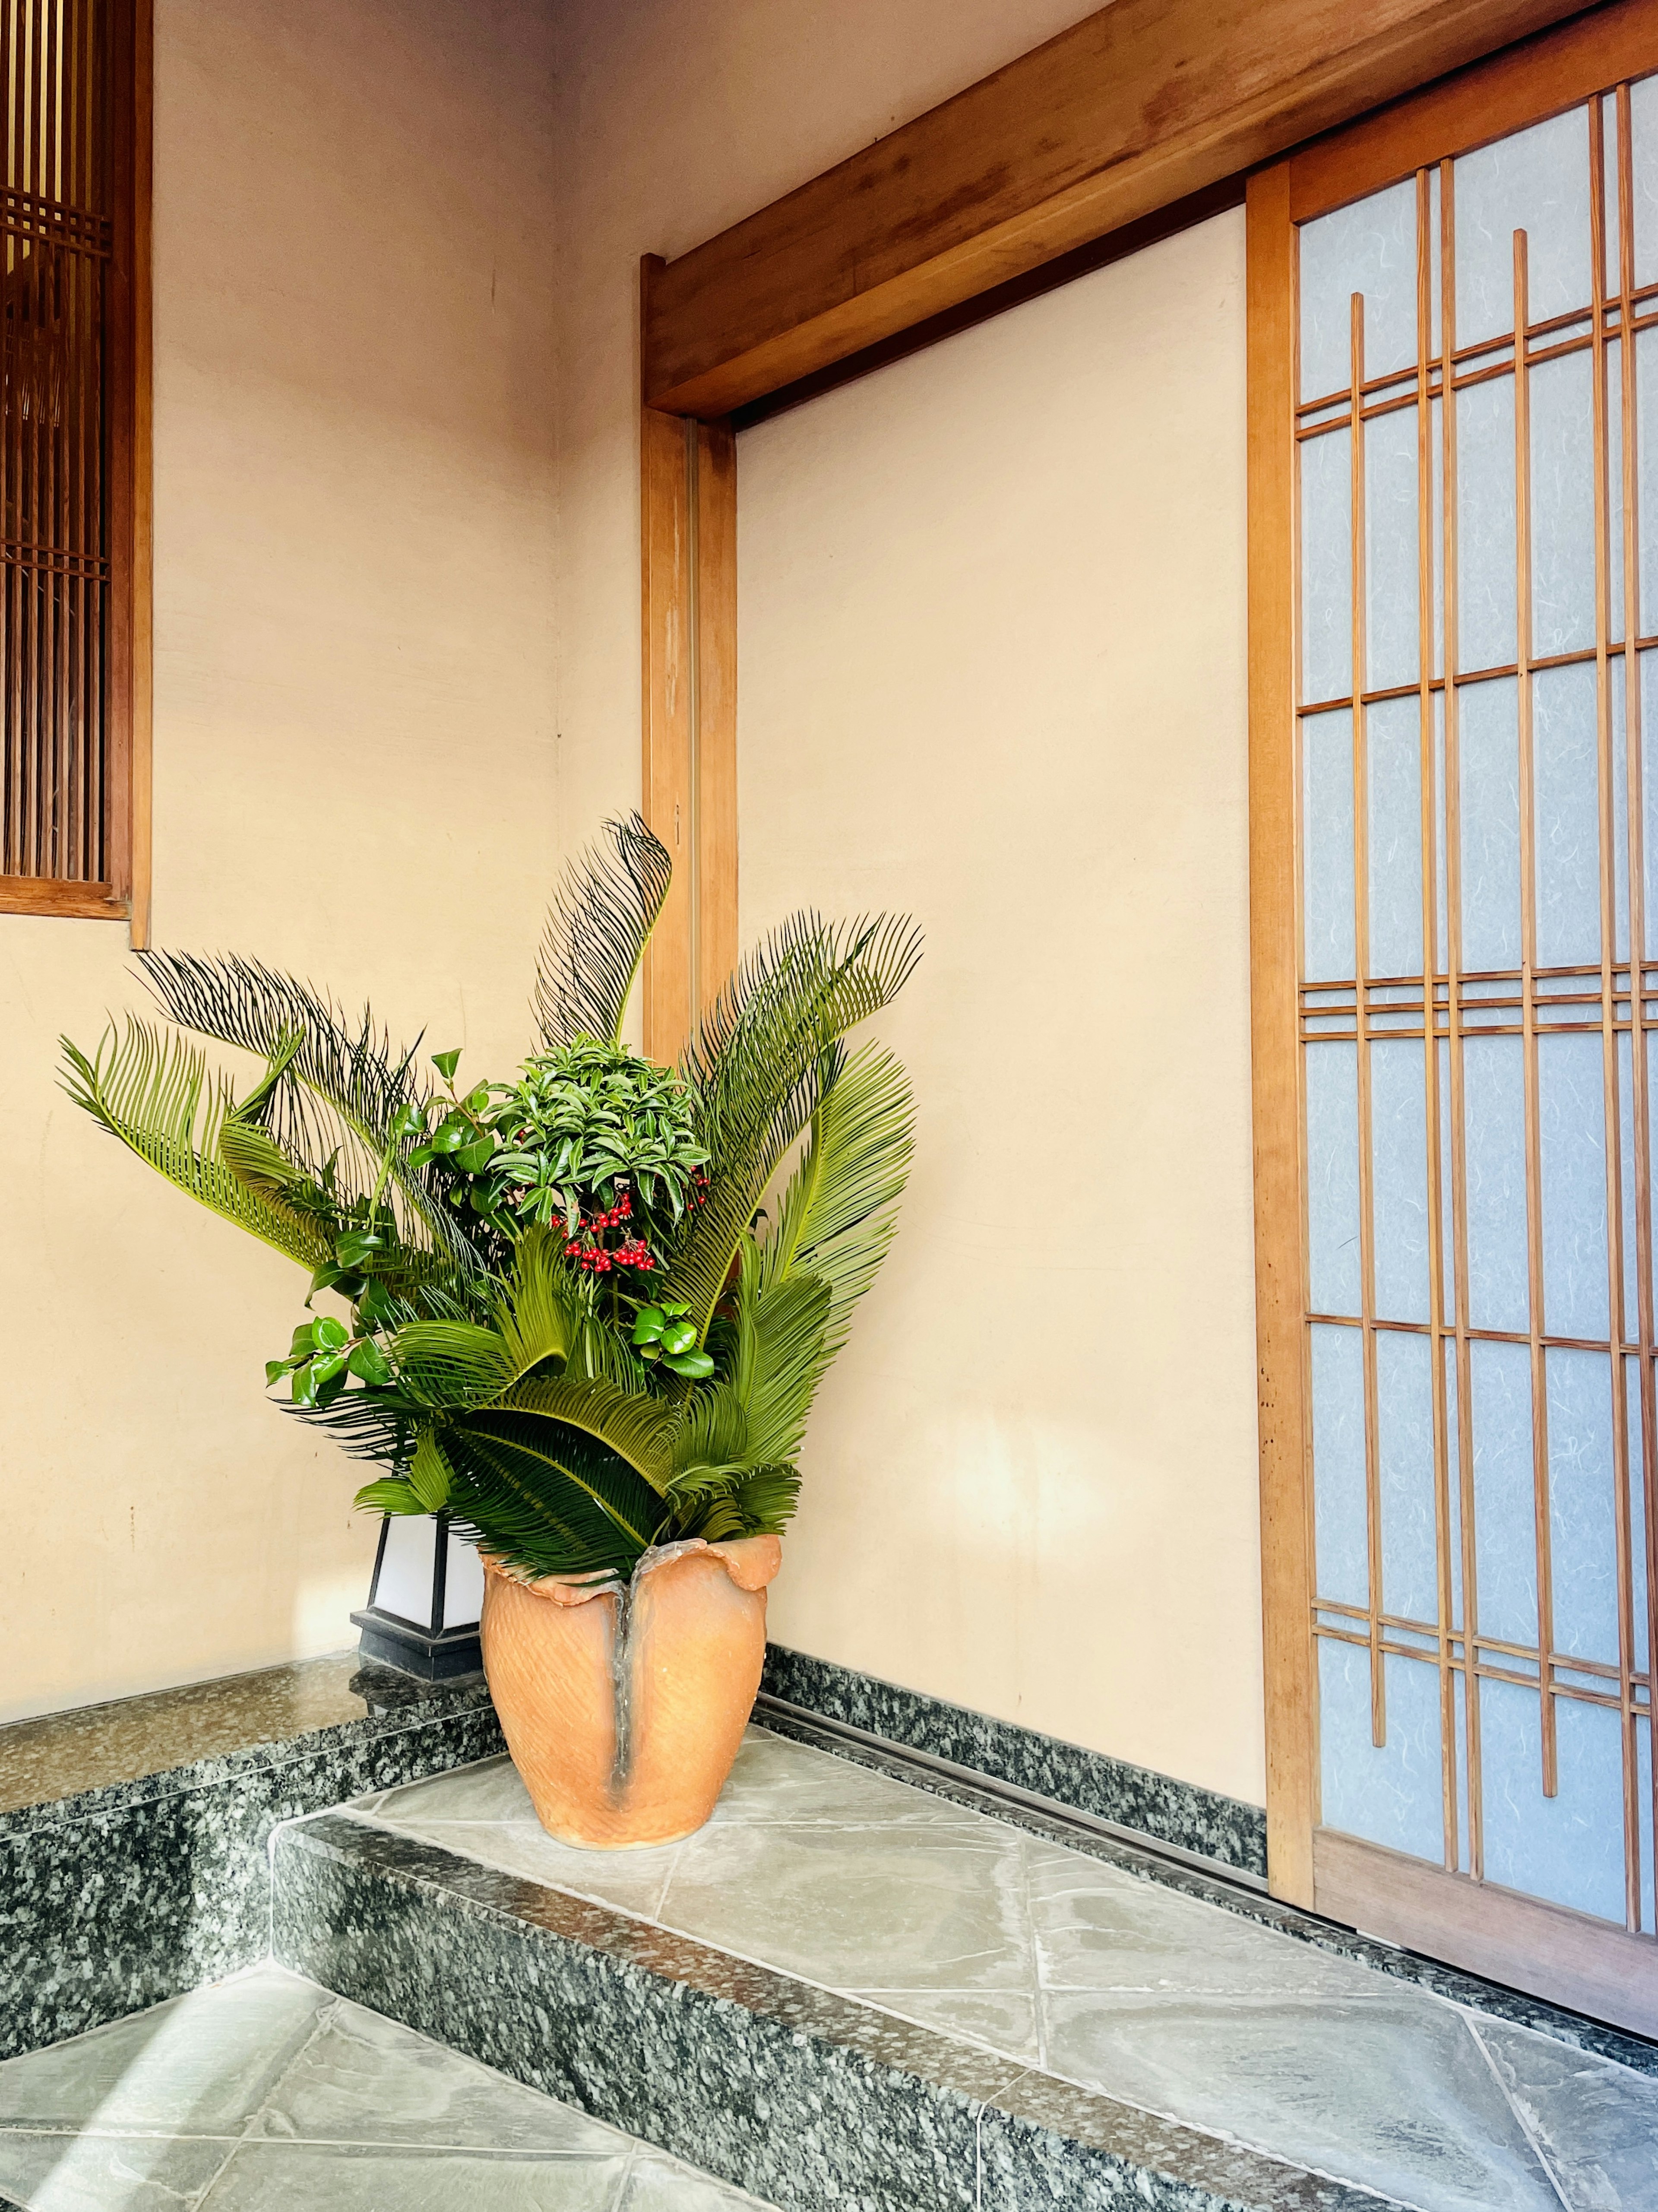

{"left": 639, "top": 270, "right": 738, "bottom": 1066}
{"left": 642, "top": 0, "right": 1594, "bottom": 421}
{"left": 1246, "top": 160, "right": 1317, "bottom": 1912}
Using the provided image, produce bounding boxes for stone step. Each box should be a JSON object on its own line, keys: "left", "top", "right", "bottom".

{"left": 0, "top": 1958, "right": 774, "bottom": 2209}
{"left": 271, "top": 1720, "right": 1658, "bottom": 2212}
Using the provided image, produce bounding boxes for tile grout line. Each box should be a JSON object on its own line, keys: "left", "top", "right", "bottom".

{"left": 191, "top": 1991, "right": 347, "bottom": 2206}
{"left": 1461, "top": 2012, "right": 1576, "bottom": 2212}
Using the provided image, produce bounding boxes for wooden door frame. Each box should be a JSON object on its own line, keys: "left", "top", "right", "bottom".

{"left": 1248, "top": 0, "right": 1658, "bottom": 2032}
{"left": 635, "top": 0, "right": 1600, "bottom": 1063}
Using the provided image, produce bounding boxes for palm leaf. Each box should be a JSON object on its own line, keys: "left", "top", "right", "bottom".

{"left": 740, "top": 1267, "right": 832, "bottom": 1467}
{"left": 490, "top": 1225, "right": 576, "bottom": 1378}
{"left": 60, "top": 1021, "right": 332, "bottom": 1274}
{"left": 534, "top": 812, "right": 673, "bottom": 1049}
{"left": 389, "top": 1319, "right": 516, "bottom": 1407}
{"left": 663, "top": 912, "right": 921, "bottom": 1340}
{"left": 136, "top": 951, "right": 474, "bottom": 1271}
{"left": 760, "top": 1039, "right": 915, "bottom": 1348}
{"left": 443, "top": 1411, "right": 665, "bottom": 1579}
{"left": 501, "top": 1372, "right": 678, "bottom": 1493}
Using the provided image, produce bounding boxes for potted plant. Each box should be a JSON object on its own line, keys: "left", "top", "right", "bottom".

{"left": 61, "top": 816, "right": 919, "bottom": 1848}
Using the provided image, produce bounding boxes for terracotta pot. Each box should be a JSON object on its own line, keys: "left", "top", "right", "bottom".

{"left": 478, "top": 1534, "right": 782, "bottom": 1849}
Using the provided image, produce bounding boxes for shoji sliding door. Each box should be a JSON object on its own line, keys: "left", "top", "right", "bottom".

{"left": 1250, "top": 0, "right": 1658, "bottom": 2035}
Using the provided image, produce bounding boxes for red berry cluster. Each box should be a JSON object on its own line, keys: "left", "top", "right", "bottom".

{"left": 563, "top": 1187, "right": 661, "bottom": 1274}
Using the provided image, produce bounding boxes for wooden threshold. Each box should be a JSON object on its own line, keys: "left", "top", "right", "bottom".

{"left": 1314, "top": 1828, "right": 1658, "bottom": 2039}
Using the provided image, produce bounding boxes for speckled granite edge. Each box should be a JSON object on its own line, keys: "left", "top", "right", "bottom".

{"left": 0, "top": 1665, "right": 497, "bottom": 1840}
{"left": 0, "top": 1686, "right": 504, "bottom": 2061}
{"left": 760, "top": 1643, "right": 1269, "bottom": 1879}
{"left": 273, "top": 1811, "right": 1396, "bottom": 2212}
{"left": 753, "top": 1702, "right": 1658, "bottom": 2082}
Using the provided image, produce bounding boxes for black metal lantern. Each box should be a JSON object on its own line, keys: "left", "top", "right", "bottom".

{"left": 352, "top": 1512, "right": 484, "bottom": 1679}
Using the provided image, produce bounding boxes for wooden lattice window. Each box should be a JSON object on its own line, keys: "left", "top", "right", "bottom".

{"left": 2, "top": 0, "right": 147, "bottom": 929}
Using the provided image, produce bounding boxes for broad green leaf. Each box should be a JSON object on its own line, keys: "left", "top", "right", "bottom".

{"left": 348, "top": 1338, "right": 392, "bottom": 1385}
{"left": 313, "top": 1316, "right": 349, "bottom": 1350}
{"left": 663, "top": 1349, "right": 715, "bottom": 1379}
{"left": 432, "top": 1049, "right": 463, "bottom": 1080}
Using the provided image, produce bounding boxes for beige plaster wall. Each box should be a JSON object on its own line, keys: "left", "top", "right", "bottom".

{"left": 738, "top": 217, "right": 1262, "bottom": 1805}
{"left": 0, "top": 0, "right": 560, "bottom": 1721}
{"left": 548, "top": 1, "right": 1263, "bottom": 1801}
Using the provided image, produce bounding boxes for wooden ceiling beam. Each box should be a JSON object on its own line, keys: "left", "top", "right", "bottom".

{"left": 642, "top": 0, "right": 1597, "bottom": 419}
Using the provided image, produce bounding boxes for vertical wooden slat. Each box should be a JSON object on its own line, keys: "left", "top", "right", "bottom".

{"left": 1416, "top": 164, "right": 1459, "bottom": 1873}
{"left": 694, "top": 418, "right": 738, "bottom": 1014}
{"left": 1350, "top": 290, "right": 1389, "bottom": 1752}
{"left": 640, "top": 389, "right": 694, "bottom": 1062}
{"left": 1588, "top": 91, "right": 1642, "bottom": 1932}
{"left": 1440, "top": 151, "right": 1486, "bottom": 1882}
{"left": 1248, "top": 160, "right": 1318, "bottom": 1910}
{"left": 639, "top": 254, "right": 740, "bottom": 1061}
{"left": 125, "top": 0, "right": 152, "bottom": 940}
{"left": 1614, "top": 72, "right": 1658, "bottom": 1924}
{"left": 1511, "top": 229, "right": 1561, "bottom": 1800}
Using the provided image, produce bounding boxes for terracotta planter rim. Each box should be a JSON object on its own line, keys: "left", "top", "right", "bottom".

{"left": 480, "top": 1531, "right": 781, "bottom": 1608}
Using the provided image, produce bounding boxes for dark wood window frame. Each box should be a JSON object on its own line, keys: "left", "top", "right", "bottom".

{"left": 1, "top": 0, "right": 152, "bottom": 941}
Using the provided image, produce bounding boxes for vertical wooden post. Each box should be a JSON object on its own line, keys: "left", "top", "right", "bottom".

{"left": 1247, "top": 162, "right": 1318, "bottom": 1910}
{"left": 639, "top": 256, "right": 738, "bottom": 1065}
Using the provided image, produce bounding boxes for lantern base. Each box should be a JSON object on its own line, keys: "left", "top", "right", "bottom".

{"left": 352, "top": 1607, "right": 484, "bottom": 1680}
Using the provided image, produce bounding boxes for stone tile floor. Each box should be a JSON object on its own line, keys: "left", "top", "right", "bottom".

{"left": 0, "top": 1965, "right": 770, "bottom": 2211}
{"left": 355, "top": 1725, "right": 1658, "bottom": 2212}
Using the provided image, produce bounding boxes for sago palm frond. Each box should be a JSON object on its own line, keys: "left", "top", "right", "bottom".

{"left": 534, "top": 812, "right": 673, "bottom": 1050}
{"left": 489, "top": 1225, "right": 576, "bottom": 1379}
{"left": 501, "top": 1372, "right": 678, "bottom": 1492}
{"left": 677, "top": 1463, "right": 801, "bottom": 1541}
{"left": 739, "top": 1266, "right": 833, "bottom": 1467}
{"left": 760, "top": 1039, "right": 915, "bottom": 1347}
{"left": 664, "top": 912, "right": 922, "bottom": 1339}
{"left": 441, "top": 1411, "right": 666, "bottom": 1580}
{"left": 386, "top": 1230, "right": 600, "bottom": 1408}
{"left": 60, "top": 1021, "right": 333, "bottom": 1274}
{"left": 137, "top": 951, "right": 473, "bottom": 1271}
{"left": 389, "top": 1319, "right": 518, "bottom": 1408}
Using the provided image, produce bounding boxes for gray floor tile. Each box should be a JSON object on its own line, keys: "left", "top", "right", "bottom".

{"left": 661, "top": 1819, "right": 1033, "bottom": 1992}
{"left": 0, "top": 2130, "right": 231, "bottom": 2211}
{"left": 0, "top": 1971, "right": 327, "bottom": 2133}
{"left": 1474, "top": 2015, "right": 1658, "bottom": 2211}
{"left": 371, "top": 1817, "right": 678, "bottom": 1919}
{"left": 371, "top": 1754, "right": 537, "bottom": 1824}
{"left": 619, "top": 2154, "right": 772, "bottom": 2210}
{"left": 249, "top": 1995, "right": 629, "bottom": 2152}
{"left": 1040, "top": 1988, "right": 1570, "bottom": 2212}
{"left": 1027, "top": 1841, "right": 1400, "bottom": 1998}
{"left": 197, "top": 2140, "right": 630, "bottom": 2209}
{"left": 707, "top": 1728, "right": 979, "bottom": 1827}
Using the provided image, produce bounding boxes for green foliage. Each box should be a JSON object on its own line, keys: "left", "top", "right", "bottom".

{"left": 61, "top": 813, "right": 919, "bottom": 1586}
{"left": 484, "top": 1039, "right": 708, "bottom": 1268}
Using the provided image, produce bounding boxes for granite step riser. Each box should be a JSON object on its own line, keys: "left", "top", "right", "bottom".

{"left": 270, "top": 1815, "right": 1392, "bottom": 2212}
{"left": 0, "top": 1695, "right": 503, "bottom": 2062}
